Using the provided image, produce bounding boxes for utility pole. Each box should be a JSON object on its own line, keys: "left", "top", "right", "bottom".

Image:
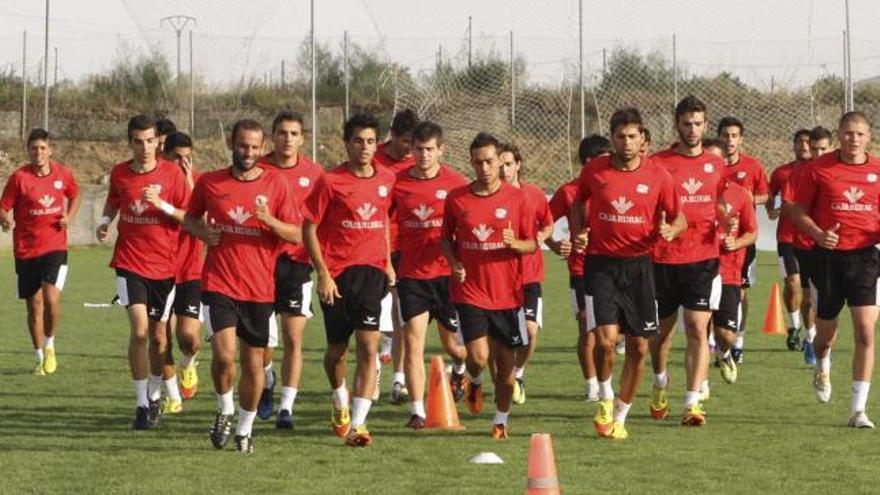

{"left": 21, "top": 30, "right": 27, "bottom": 140}
{"left": 53, "top": 46, "right": 58, "bottom": 86}
{"left": 467, "top": 16, "right": 472, "bottom": 68}
{"left": 578, "top": 0, "right": 584, "bottom": 138}
{"left": 161, "top": 14, "right": 196, "bottom": 111}
{"left": 189, "top": 30, "right": 195, "bottom": 134}
{"left": 43, "top": 0, "right": 49, "bottom": 130}
{"left": 344, "top": 30, "right": 349, "bottom": 121}
{"left": 510, "top": 30, "right": 515, "bottom": 128}
{"left": 310, "top": 0, "right": 317, "bottom": 159}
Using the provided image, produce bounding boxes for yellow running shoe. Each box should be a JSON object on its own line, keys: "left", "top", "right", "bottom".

{"left": 593, "top": 399, "right": 613, "bottom": 437}
{"left": 160, "top": 397, "right": 183, "bottom": 414}
{"left": 33, "top": 360, "right": 46, "bottom": 376}
{"left": 42, "top": 348, "right": 57, "bottom": 374}
{"left": 681, "top": 403, "right": 707, "bottom": 426}
{"left": 331, "top": 405, "right": 351, "bottom": 438}
{"left": 606, "top": 420, "right": 628, "bottom": 440}
{"left": 345, "top": 424, "right": 372, "bottom": 447}
{"left": 178, "top": 363, "right": 199, "bottom": 400}
{"left": 512, "top": 378, "right": 524, "bottom": 405}
{"left": 650, "top": 386, "right": 668, "bottom": 420}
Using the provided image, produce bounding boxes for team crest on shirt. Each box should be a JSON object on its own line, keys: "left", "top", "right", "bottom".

{"left": 435, "top": 189, "right": 448, "bottom": 200}
{"left": 636, "top": 184, "right": 649, "bottom": 194}
{"left": 611, "top": 196, "right": 634, "bottom": 215}
{"left": 255, "top": 194, "right": 268, "bottom": 207}
{"left": 832, "top": 187, "right": 871, "bottom": 212}
{"left": 736, "top": 171, "right": 747, "bottom": 180}
{"left": 472, "top": 224, "right": 495, "bottom": 242}
{"left": 298, "top": 177, "right": 310, "bottom": 187}
{"left": 868, "top": 173, "right": 877, "bottom": 183}
{"left": 53, "top": 180, "right": 63, "bottom": 190}
{"left": 378, "top": 185, "right": 389, "bottom": 198}
{"left": 38, "top": 195, "right": 56, "bottom": 208}
{"left": 228, "top": 206, "right": 253, "bottom": 224}
{"left": 129, "top": 200, "right": 149, "bottom": 216}
{"left": 703, "top": 163, "right": 714, "bottom": 173}
{"left": 148, "top": 183, "right": 163, "bottom": 194}
{"left": 495, "top": 208, "right": 507, "bottom": 219}
{"left": 356, "top": 203, "right": 378, "bottom": 220}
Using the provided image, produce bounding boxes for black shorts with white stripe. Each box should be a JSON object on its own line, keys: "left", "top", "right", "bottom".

{"left": 274, "top": 256, "right": 314, "bottom": 317}
{"left": 115, "top": 268, "right": 175, "bottom": 322}
{"left": 793, "top": 247, "right": 814, "bottom": 289}
{"left": 584, "top": 254, "right": 659, "bottom": 338}
{"left": 454, "top": 303, "right": 527, "bottom": 348}
{"left": 777, "top": 242, "right": 800, "bottom": 279}
{"left": 523, "top": 282, "right": 543, "bottom": 327}
{"left": 397, "top": 276, "right": 459, "bottom": 332}
{"left": 15, "top": 250, "right": 68, "bottom": 299}
{"left": 712, "top": 284, "right": 742, "bottom": 333}
{"left": 811, "top": 247, "right": 880, "bottom": 320}
{"left": 201, "top": 291, "right": 276, "bottom": 348}
{"left": 320, "top": 265, "right": 388, "bottom": 345}
{"left": 654, "top": 258, "right": 721, "bottom": 319}
{"left": 741, "top": 244, "right": 757, "bottom": 287}
{"left": 173, "top": 279, "right": 202, "bottom": 319}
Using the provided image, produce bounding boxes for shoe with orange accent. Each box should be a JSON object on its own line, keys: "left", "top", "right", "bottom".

{"left": 463, "top": 380, "right": 483, "bottom": 415}
{"left": 593, "top": 399, "right": 613, "bottom": 437}
{"left": 681, "top": 404, "right": 707, "bottom": 426}
{"left": 177, "top": 363, "right": 199, "bottom": 400}
{"left": 345, "top": 425, "right": 373, "bottom": 447}
{"left": 331, "top": 405, "right": 351, "bottom": 438}
{"left": 650, "top": 386, "right": 669, "bottom": 420}
{"left": 491, "top": 423, "right": 509, "bottom": 440}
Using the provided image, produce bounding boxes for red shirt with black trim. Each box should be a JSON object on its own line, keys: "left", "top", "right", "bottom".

{"left": 725, "top": 152, "right": 769, "bottom": 198}
{"left": 519, "top": 181, "right": 554, "bottom": 285}
{"left": 258, "top": 153, "right": 324, "bottom": 264}
{"left": 769, "top": 161, "right": 802, "bottom": 244}
{"left": 392, "top": 165, "right": 469, "bottom": 280}
{"left": 793, "top": 152, "right": 880, "bottom": 251}
{"left": 781, "top": 162, "right": 815, "bottom": 250}
{"left": 175, "top": 171, "right": 204, "bottom": 283}
{"left": 1, "top": 161, "right": 79, "bottom": 260}
{"left": 576, "top": 155, "right": 680, "bottom": 258}
{"left": 106, "top": 159, "right": 189, "bottom": 280}
{"left": 187, "top": 166, "right": 301, "bottom": 302}
{"left": 548, "top": 179, "right": 584, "bottom": 276}
{"left": 718, "top": 182, "right": 757, "bottom": 286}
{"left": 303, "top": 163, "right": 396, "bottom": 278}
{"left": 374, "top": 143, "right": 415, "bottom": 253}
{"left": 442, "top": 182, "right": 535, "bottom": 309}
{"left": 651, "top": 149, "right": 726, "bottom": 264}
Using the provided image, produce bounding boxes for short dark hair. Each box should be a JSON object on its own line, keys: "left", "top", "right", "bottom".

{"left": 674, "top": 95, "right": 707, "bottom": 121}
{"left": 839, "top": 111, "right": 872, "bottom": 130}
{"left": 230, "top": 119, "right": 264, "bottom": 143}
{"left": 609, "top": 107, "right": 644, "bottom": 134}
{"left": 499, "top": 142, "right": 523, "bottom": 164}
{"left": 641, "top": 127, "right": 652, "bottom": 143}
{"left": 577, "top": 134, "right": 612, "bottom": 164}
{"left": 469, "top": 132, "right": 501, "bottom": 155}
{"left": 127, "top": 114, "right": 157, "bottom": 140}
{"left": 26, "top": 128, "right": 51, "bottom": 146}
{"left": 163, "top": 131, "right": 193, "bottom": 154}
{"left": 701, "top": 137, "right": 724, "bottom": 149}
{"left": 411, "top": 121, "right": 444, "bottom": 145}
{"left": 271, "top": 110, "right": 305, "bottom": 133}
{"left": 793, "top": 129, "right": 811, "bottom": 143}
{"left": 717, "top": 116, "right": 744, "bottom": 136}
{"left": 156, "top": 118, "right": 177, "bottom": 136}
{"left": 343, "top": 113, "right": 380, "bottom": 142}
{"left": 390, "top": 109, "right": 419, "bottom": 136}
{"left": 809, "top": 125, "right": 833, "bottom": 143}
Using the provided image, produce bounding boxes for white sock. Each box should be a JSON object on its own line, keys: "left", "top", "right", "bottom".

{"left": 44, "top": 335, "right": 55, "bottom": 349}
{"left": 279, "top": 386, "right": 298, "bottom": 412}
{"left": 34, "top": 348, "right": 44, "bottom": 362}
{"left": 148, "top": 375, "right": 163, "bottom": 401}
{"left": 806, "top": 326, "right": 817, "bottom": 343}
{"left": 467, "top": 370, "right": 482, "bottom": 386}
{"left": 788, "top": 310, "right": 802, "bottom": 330}
{"left": 392, "top": 371, "right": 405, "bottom": 385}
{"left": 684, "top": 391, "right": 701, "bottom": 407}
{"left": 586, "top": 376, "right": 598, "bottom": 396}
{"left": 735, "top": 333, "right": 744, "bottom": 349}
{"left": 453, "top": 362, "right": 467, "bottom": 375}
{"left": 514, "top": 366, "right": 525, "bottom": 379}
{"left": 613, "top": 399, "right": 631, "bottom": 424}
{"left": 351, "top": 397, "right": 372, "bottom": 427}
{"left": 381, "top": 335, "right": 392, "bottom": 355}
{"left": 701, "top": 379, "right": 710, "bottom": 392}
{"left": 599, "top": 378, "right": 614, "bottom": 400}
{"left": 333, "top": 382, "right": 349, "bottom": 407}
{"left": 411, "top": 399, "right": 426, "bottom": 418}
{"left": 817, "top": 354, "right": 831, "bottom": 374}
{"left": 180, "top": 352, "right": 196, "bottom": 368}
{"left": 653, "top": 371, "right": 668, "bottom": 389}
{"left": 133, "top": 379, "right": 149, "bottom": 407}
{"left": 164, "top": 377, "right": 182, "bottom": 402}
{"left": 217, "top": 390, "right": 235, "bottom": 415}
{"left": 263, "top": 363, "right": 274, "bottom": 389}
{"left": 852, "top": 381, "right": 871, "bottom": 414}
{"left": 708, "top": 332, "right": 716, "bottom": 348}
{"left": 493, "top": 409, "right": 510, "bottom": 426}
{"left": 236, "top": 408, "right": 257, "bottom": 436}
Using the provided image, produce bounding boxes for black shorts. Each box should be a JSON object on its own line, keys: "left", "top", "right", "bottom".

{"left": 777, "top": 242, "right": 800, "bottom": 278}
{"left": 173, "top": 279, "right": 202, "bottom": 319}
{"left": 712, "top": 284, "right": 742, "bottom": 332}
{"left": 811, "top": 247, "right": 880, "bottom": 320}
{"left": 793, "top": 247, "right": 814, "bottom": 289}
{"left": 523, "top": 283, "right": 543, "bottom": 327}
{"left": 320, "top": 265, "right": 388, "bottom": 345}
{"left": 115, "top": 268, "right": 175, "bottom": 322}
{"left": 201, "top": 291, "right": 276, "bottom": 348}
{"left": 15, "top": 250, "right": 68, "bottom": 299}
{"left": 397, "top": 276, "right": 459, "bottom": 332}
{"left": 569, "top": 275, "right": 587, "bottom": 316}
{"left": 584, "top": 255, "right": 659, "bottom": 337}
{"left": 274, "top": 256, "right": 314, "bottom": 317}
{"left": 454, "top": 303, "right": 527, "bottom": 348}
{"left": 654, "top": 259, "right": 721, "bottom": 319}
{"left": 741, "top": 245, "right": 757, "bottom": 287}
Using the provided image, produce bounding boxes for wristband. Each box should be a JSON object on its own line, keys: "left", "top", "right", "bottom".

{"left": 158, "top": 201, "right": 176, "bottom": 216}
{"left": 100, "top": 215, "right": 111, "bottom": 226}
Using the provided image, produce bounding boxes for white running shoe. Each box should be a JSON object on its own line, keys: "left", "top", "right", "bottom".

{"left": 813, "top": 371, "right": 831, "bottom": 403}
{"left": 848, "top": 411, "right": 875, "bottom": 429}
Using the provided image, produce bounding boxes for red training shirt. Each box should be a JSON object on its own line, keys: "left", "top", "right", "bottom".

{"left": 717, "top": 182, "right": 757, "bottom": 286}
{"left": 724, "top": 152, "right": 769, "bottom": 199}
{"left": 768, "top": 161, "right": 802, "bottom": 244}
{"left": 175, "top": 170, "right": 204, "bottom": 283}
{"left": 519, "top": 181, "right": 554, "bottom": 285}
{"left": 781, "top": 162, "right": 816, "bottom": 250}
{"left": 548, "top": 179, "right": 584, "bottom": 276}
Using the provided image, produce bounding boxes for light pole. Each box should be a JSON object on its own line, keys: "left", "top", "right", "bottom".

{"left": 160, "top": 14, "right": 196, "bottom": 110}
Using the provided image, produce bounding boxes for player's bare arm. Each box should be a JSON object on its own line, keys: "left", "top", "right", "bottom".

{"left": 96, "top": 205, "right": 118, "bottom": 242}
{"left": 439, "top": 237, "right": 465, "bottom": 283}
{"left": 384, "top": 221, "right": 396, "bottom": 287}
{"left": 254, "top": 203, "right": 301, "bottom": 244}
{"left": 0, "top": 208, "right": 14, "bottom": 232}
{"left": 142, "top": 185, "right": 185, "bottom": 223}
{"left": 658, "top": 210, "right": 687, "bottom": 242}
{"left": 182, "top": 213, "right": 221, "bottom": 246}
{"left": 502, "top": 221, "right": 537, "bottom": 254}
{"left": 59, "top": 192, "right": 82, "bottom": 231}
{"left": 788, "top": 202, "right": 839, "bottom": 250}
{"left": 303, "top": 219, "right": 341, "bottom": 305}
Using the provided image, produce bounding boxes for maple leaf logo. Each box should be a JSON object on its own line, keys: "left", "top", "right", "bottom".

{"left": 843, "top": 187, "right": 865, "bottom": 204}
{"left": 610, "top": 196, "right": 634, "bottom": 215}
{"left": 682, "top": 178, "right": 703, "bottom": 195}
{"left": 357, "top": 203, "right": 378, "bottom": 220}
{"left": 412, "top": 204, "right": 434, "bottom": 221}
{"left": 38, "top": 195, "right": 55, "bottom": 208}
{"left": 227, "top": 205, "right": 253, "bottom": 225}
{"left": 129, "top": 199, "right": 149, "bottom": 215}
{"left": 472, "top": 224, "right": 495, "bottom": 242}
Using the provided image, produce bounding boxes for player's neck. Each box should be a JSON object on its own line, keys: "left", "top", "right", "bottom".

{"left": 673, "top": 142, "right": 702, "bottom": 157}
{"left": 410, "top": 163, "right": 441, "bottom": 179}
{"left": 839, "top": 150, "right": 868, "bottom": 165}
{"left": 347, "top": 161, "right": 375, "bottom": 178}
{"left": 130, "top": 157, "right": 157, "bottom": 174}
{"left": 471, "top": 179, "right": 501, "bottom": 196}
{"left": 505, "top": 177, "right": 521, "bottom": 188}
{"left": 30, "top": 161, "right": 51, "bottom": 177}
{"left": 384, "top": 145, "right": 406, "bottom": 162}
{"left": 231, "top": 164, "right": 263, "bottom": 181}
{"left": 611, "top": 155, "right": 641, "bottom": 172}
{"left": 726, "top": 152, "right": 740, "bottom": 165}
{"left": 272, "top": 151, "right": 299, "bottom": 168}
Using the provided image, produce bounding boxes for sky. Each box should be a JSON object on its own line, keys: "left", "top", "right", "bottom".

{"left": 1, "top": 0, "right": 879, "bottom": 88}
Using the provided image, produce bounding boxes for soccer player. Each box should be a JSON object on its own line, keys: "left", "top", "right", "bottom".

{"left": 649, "top": 96, "right": 726, "bottom": 426}
{"left": 767, "top": 129, "right": 812, "bottom": 351}
{"left": 156, "top": 118, "right": 177, "bottom": 150}
{"left": 790, "top": 111, "right": 880, "bottom": 428}
{"left": 96, "top": 114, "right": 189, "bottom": 430}
{"left": 440, "top": 132, "right": 537, "bottom": 439}
{"left": 1, "top": 129, "right": 80, "bottom": 375}
{"left": 548, "top": 134, "right": 611, "bottom": 401}
{"left": 184, "top": 119, "right": 301, "bottom": 453}
{"left": 257, "top": 110, "right": 324, "bottom": 428}
{"left": 718, "top": 116, "right": 769, "bottom": 364}
{"left": 572, "top": 107, "right": 685, "bottom": 440}
{"left": 303, "top": 113, "right": 396, "bottom": 447}
{"left": 498, "top": 142, "right": 554, "bottom": 405}
{"left": 392, "top": 121, "right": 469, "bottom": 429}
{"left": 640, "top": 127, "right": 653, "bottom": 157}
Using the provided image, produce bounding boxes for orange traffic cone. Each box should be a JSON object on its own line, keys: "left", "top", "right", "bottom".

{"left": 525, "top": 433, "right": 561, "bottom": 495}
{"left": 762, "top": 282, "right": 787, "bottom": 335}
{"left": 425, "top": 355, "right": 464, "bottom": 430}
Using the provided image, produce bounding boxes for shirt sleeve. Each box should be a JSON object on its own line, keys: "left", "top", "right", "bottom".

{"left": 739, "top": 191, "right": 758, "bottom": 233}
{"left": 575, "top": 165, "right": 592, "bottom": 205}
{"left": 186, "top": 176, "right": 207, "bottom": 218}
{"left": 792, "top": 165, "right": 818, "bottom": 210}
{"left": 303, "top": 174, "right": 331, "bottom": 223}
{"left": 441, "top": 194, "right": 458, "bottom": 241}
{"left": 106, "top": 169, "right": 121, "bottom": 210}
{"left": 547, "top": 188, "right": 568, "bottom": 221}
{"left": 0, "top": 172, "right": 19, "bottom": 211}
{"left": 769, "top": 168, "right": 782, "bottom": 196}
{"left": 274, "top": 180, "right": 302, "bottom": 225}
{"left": 64, "top": 168, "right": 80, "bottom": 200}
{"left": 169, "top": 167, "right": 190, "bottom": 209}
{"left": 657, "top": 169, "right": 681, "bottom": 219}
{"left": 754, "top": 162, "right": 770, "bottom": 195}
{"left": 518, "top": 196, "right": 537, "bottom": 240}
{"left": 535, "top": 193, "right": 554, "bottom": 231}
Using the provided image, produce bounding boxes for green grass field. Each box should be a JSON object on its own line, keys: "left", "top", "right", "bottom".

{"left": 1, "top": 247, "right": 879, "bottom": 494}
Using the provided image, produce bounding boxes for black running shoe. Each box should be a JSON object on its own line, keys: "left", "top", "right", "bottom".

{"left": 786, "top": 327, "right": 801, "bottom": 351}
{"left": 731, "top": 347, "right": 744, "bottom": 365}
{"left": 148, "top": 399, "right": 162, "bottom": 428}
{"left": 257, "top": 371, "right": 275, "bottom": 420}
{"left": 210, "top": 412, "right": 234, "bottom": 449}
{"left": 133, "top": 406, "right": 150, "bottom": 430}
{"left": 405, "top": 414, "right": 426, "bottom": 430}
{"left": 235, "top": 434, "right": 254, "bottom": 453}
{"left": 449, "top": 370, "right": 466, "bottom": 403}
{"left": 275, "top": 409, "right": 294, "bottom": 430}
